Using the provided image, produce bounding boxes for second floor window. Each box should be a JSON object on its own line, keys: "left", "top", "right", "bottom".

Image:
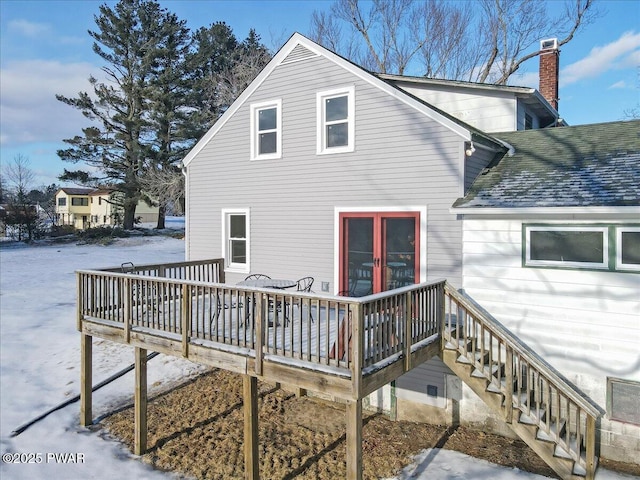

{"left": 251, "top": 100, "right": 281, "bottom": 160}
{"left": 71, "top": 197, "right": 88, "bottom": 206}
{"left": 317, "top": 86, "right": 355, "bottom": 154}
{"left": 57, "top": 198, "right": 66, "bottom": 206}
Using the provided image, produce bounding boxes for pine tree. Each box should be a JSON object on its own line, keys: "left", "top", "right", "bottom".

{"left": 57, "top": 0, "right": 169, "bottom": 229}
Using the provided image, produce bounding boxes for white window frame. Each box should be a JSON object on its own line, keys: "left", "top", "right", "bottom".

{"left": 316, "top": 86, "right": 355, "bottom": 155}
{"left": 616, "top": 226, "right": 640, "bottom": 272}
{"left": 221, "top": 208, "right": 250, "bottom": 273}
{"left": 250, "top": 99, "right": 282, "bottom": 160}
{"left": 524, "top": 225, "right": 609, "bottom": 269}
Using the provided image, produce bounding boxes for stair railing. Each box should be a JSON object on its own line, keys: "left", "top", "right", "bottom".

{"left": 442, "top": 283, "right": 603, "bottom": 479}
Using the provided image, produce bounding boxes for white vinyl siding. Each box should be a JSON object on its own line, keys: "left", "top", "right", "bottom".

{"left": 462, "top": 217, "right": 640, "bottom": 384}
{"left": 394, "top": 84, "right": 518, "bottom": 132}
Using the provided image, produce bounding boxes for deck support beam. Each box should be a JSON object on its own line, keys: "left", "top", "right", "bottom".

{"left": 346, "top": 399, "right": 363, "bottom": 480}
{"left": 243, "top": 374, "right": 260, "bottom": 480}
{"left": 134, "top": 347, "right": 148, "bottom": 456}
{"left": 80, "top": 333, "right": 92, "bottom": 426}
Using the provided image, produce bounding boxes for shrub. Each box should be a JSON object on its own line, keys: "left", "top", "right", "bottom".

{"left": 77, "top": 226, "right": 129, "bottom": 243}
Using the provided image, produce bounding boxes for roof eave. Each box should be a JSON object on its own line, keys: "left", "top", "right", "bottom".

{"left": 450, "top": 205, "right": 640, "bottom": 215}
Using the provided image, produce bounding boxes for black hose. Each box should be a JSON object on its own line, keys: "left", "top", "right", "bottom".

{"left": 10, "top": 351, "right": 160, "bottom": 437}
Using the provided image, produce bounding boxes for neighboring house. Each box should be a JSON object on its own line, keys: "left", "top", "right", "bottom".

{"left": 181, "top": 32, "right": 639, "bottom": 465}
{"left": 56, "top": 187, "right": 94, "bottom": 230}
{"left": 56, "top": 187, "right": 159, "bottom": 230}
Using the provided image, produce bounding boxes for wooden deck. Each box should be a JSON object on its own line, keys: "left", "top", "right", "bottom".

{"left": 76, "top": 259, "right": 601, "bottom": 480}
{"left": 77, "top": 259, "right": 443, "bottom": 402}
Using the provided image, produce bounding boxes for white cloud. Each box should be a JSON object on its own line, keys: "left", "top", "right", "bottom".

{"left": 608, "top": 80, "right": 627, "bottom": 89}
{"left": 7, "top": 19, "right": 51, "bottom": 37}
{"left": 0, "top": 59, "right": 98, "bottom": 146}
{"left": 561, "top": 31, "right": 640, "bottom": 86}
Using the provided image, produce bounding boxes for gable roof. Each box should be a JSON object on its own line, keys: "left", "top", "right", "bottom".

{"left": 56, "top": 187, "right": 95, "bottom": 196}
{"left": 182, "top": 32, "right": 505, "bottom": 167}
{"left": 452, "top": 120, "right": 640, "bottom": 211}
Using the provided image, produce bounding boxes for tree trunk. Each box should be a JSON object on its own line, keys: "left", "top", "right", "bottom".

{"left": 123, "top": 204, "right": 137, "bottom": 230}
{"left": 156, "top": 204, "right": 166, "bottom": 229}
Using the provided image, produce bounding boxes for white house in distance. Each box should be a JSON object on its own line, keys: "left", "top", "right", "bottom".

{"left": 55, "top": 187, "right": 159, "bottom": 230}
{"left": 180, "top": 32, "right": 639, "bottom": 468}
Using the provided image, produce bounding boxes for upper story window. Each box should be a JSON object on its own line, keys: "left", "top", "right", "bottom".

{"left": 57, "top": 197, "right": 66, "bottom": 207}
{"left": 524, "top": 113, "right": 533, "bottom": 130}
{"left": 71, "top": 197, "right": 89, "bottom": 206}
{"left": 616, "top": 227, "right": 640, "bottom": 272}
{"left": 317, "top": 86, "right": 355, "bottom": 154}
{"left": 222, "top": 209, "right": 250, "bottom": 272}
{"left": 250, "top": 99, "right": 281, "bottom": 160}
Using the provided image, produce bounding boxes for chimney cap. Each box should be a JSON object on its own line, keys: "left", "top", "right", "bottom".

{"left": 540, "top": 38, "right": 558, "bottom": 51}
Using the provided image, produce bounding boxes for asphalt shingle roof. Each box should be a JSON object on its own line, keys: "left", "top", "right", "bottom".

{"left": 58, "top": 187, "right": 95, "bottom": 196}
{"left": 453, "top": 120, "right": 640, "bottom": 208}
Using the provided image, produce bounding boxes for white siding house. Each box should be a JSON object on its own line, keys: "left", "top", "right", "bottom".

{"left": 452, "top": 121, "right": 640, "bottom": 463}
{"left": 182, "top": 32, "right": 640, "bottom": 467}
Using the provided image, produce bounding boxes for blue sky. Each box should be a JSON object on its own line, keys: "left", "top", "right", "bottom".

{"left": 1, "top": 0, "right": 639, "bottom": 186}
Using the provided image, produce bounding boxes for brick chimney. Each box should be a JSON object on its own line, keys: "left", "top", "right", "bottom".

{"left": 539, "top": 38, "right": 559, "bottom": 111}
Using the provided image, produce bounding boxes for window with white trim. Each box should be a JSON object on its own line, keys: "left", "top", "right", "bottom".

{"left": 317, "top": 86, "right": 354, "bottom": 154}
{"left": 250, "top": 100, "right": 281, "bottom": 160}
{"left": 525, "top": 225, "right": 608, "bottom": 269}
{"left": 222, "top": 209, "right": 250, "bottom": 272}
{"left": 616, "top": 227, "right": 640, "bottom": 272}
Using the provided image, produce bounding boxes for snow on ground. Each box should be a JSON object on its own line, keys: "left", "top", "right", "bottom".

{"left": 0, "top": 233, "right": 636, "bottom": 480}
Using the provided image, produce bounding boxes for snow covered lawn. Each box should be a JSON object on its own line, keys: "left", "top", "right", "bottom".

{"left": 0, "top": 236, "right": 634, "bottom": 480}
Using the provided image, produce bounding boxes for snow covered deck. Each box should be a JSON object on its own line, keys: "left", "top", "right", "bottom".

{"left": 76, "top": 259, "right": 443, "bottom": 401}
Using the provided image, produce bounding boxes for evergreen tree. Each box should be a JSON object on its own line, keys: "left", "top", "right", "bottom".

{"left": 57, "top": 0, "right": 169, "bottom": 229}
{"left": 144, "top": 9, "right": 192, "bottom": 228}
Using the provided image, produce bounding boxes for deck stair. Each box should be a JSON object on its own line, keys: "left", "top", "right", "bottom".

{"left": 441, "top": 284, "right": 603, "bottom": 480}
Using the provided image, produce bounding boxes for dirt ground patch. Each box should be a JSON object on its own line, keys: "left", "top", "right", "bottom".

{"left": 103, "top": 369, "right": 639, "bottom": 480}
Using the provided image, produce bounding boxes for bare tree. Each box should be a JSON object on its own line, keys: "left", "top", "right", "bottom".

{"left": 477, "top": 0, "right": 596, "bottom": 84}
{"left": 138, "top": 165, "right": 185, "bottom": 216}
{"left": 2, "top": 155, "right": 41, "bottom": 241}
{"left": 310, "top": 0, "right": 597, "bottom": 84}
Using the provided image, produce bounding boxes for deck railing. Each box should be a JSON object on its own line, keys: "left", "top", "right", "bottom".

{"left": 442, "top": 284, "right": 602, "bottom": 479}
{"left": 77, "top": 259, "right": 443, "bottom": 379}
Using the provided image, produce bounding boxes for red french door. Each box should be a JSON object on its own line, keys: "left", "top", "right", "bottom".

{"left": 339, "top": 212, "right": 419, "bottom": 296}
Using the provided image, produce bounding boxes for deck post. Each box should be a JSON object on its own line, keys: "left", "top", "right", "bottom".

{"left": 504, "top": 347, "right": 514, "bottom": 423}
{"left": 346, "top": 399, "right": 363, "bottom": 480}
{"left": 404, "top": 292, "right": 412, "bottom": 371}
{"left": 80, "top": 333, "right": 92, "bottom": 426}
{"left": 243, "top": 374, "right": 259, "bottom": 480}
{"left": 585, "top": 415, "right": 596, "bottom": 480}
{"left": 181, "top": 284, "right": 191, "bottom": 357}
{"left": 134, "top": 347, "right": 148, "bottom": 456}
{"left": 351, "top": 304, "right": 363, "bottom": 398}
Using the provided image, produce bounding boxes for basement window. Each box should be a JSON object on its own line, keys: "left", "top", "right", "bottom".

{"left": 607, "top": 377, "right": 640, "bottom": 426}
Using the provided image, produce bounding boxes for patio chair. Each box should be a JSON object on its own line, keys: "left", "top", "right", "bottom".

{"left": 286, "top": 276, "right": 314, "bottom": 323}
{"left": 245, "top": 274, "right": 271, "bottom": 280}
{"left": 296, "top": 276, "right": 314, "bottom": 292}
{"left": 242, "top": 274, "right": 271, "bottom": 326}
{"left": 121, "top": 262, "right": 161, "bottom": 313}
